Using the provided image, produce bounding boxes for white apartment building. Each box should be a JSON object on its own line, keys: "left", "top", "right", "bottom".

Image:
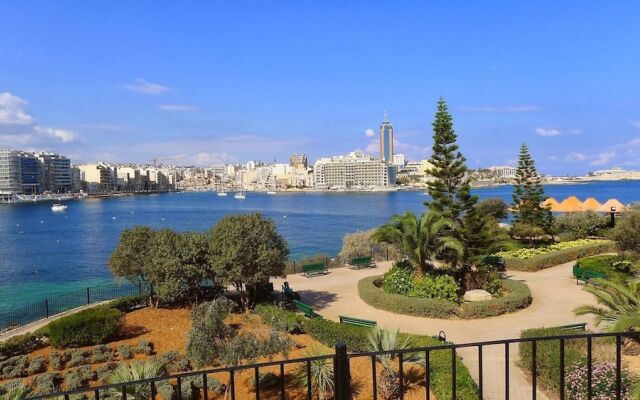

{"left": 488, "top": 165, "right": 517, "bottom": 179}
{"left": 393, "top": 154, "right": 406, "bottom": 166}
{"left": 313, "top": 152, "right": 396, "bottom": 190}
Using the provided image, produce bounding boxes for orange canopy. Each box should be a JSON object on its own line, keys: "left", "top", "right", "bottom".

{"left": 582, "top": 197, "right": 602, "bottom": 211}
{"left": 597, "top": 199, "right": 626, "bottom": 212}
{"left": 555, "top": 196, "right": 584, "bottom": 212}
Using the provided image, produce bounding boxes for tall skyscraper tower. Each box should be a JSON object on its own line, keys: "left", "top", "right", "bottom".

{"left": 379, "top": 110, "right": 394, "bottom": 162}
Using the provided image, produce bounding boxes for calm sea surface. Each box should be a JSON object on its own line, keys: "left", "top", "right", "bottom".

{"left": 1, "top": 180, "right": 639, "bottom": 312}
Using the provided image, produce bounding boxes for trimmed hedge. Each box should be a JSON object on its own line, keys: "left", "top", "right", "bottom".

{"left": 44, "top": 306, "right": 123, "bottom": 348}
{"left": 459, "top": 280, "right": 532, "bottom": 318}
{"left": 0, "top": 333, "right": 47, "bottom": 361}
{"left": 255, "top": 305, "right": 478, "bottom": 400}
{"left": 358, "top": 276, "right": 531, "bottom": 319}
{"left": 503, "top": 241, "right": 615, "bottom": 271}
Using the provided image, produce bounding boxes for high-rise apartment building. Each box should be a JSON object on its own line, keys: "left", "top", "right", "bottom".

{"left": 18, "top": 152, "right": 41, "bottom": 194}
{"left": 0, "top": 149, "right": 22, "bottom": 194}
{"left": 379, "top": 110, "right": 394, "bottom": 162}
{"left": 36, "top": 152, "right": 72, "bottom": 193}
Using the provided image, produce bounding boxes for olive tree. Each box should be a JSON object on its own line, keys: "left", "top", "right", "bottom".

{"left": 208, "top": 213, "right": 289, "bottom": 308}
{"left": 108, "top": 226, "right": 155, "bottom": 284}
{"left": 610, "top": 204, "right": 640, "bottom": 260}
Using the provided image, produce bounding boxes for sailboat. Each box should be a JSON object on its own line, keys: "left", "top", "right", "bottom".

{"left": 234, "top": 191, "right": 246, "bottom": 200}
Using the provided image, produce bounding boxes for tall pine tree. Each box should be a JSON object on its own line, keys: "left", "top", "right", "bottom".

{"left": 512, "top": 144, "right": 553, "bottom": 230}
{"left": 424, "top": 98, "right": 505, "bottom": 268}
{"left": 425, "top": 98, "right": 476, "bottom": 222}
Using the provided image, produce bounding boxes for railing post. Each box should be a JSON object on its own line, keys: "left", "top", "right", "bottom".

{"left": 45, "top": 299, "right": 49, "bottom": 318}
{"left": 86, "top": 287, "right": 91, "bottom": 304}
{"left": 334, "top": 343, "right": 351, "bottom": 400}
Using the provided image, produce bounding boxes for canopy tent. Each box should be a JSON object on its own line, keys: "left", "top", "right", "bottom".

{"left": 597, "top": 199, "right": 626, "bottom": 213}
{"left": 582, "top": 197, "right": 602, "bottom": 211}
{"left": 541, "top": 197, "right": 560, "bottom": 211}
{"left": 555, "top": 196, "right": 584, "bottom": 212}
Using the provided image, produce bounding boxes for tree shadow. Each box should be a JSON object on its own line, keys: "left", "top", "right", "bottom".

{"left": 296, "top": 290, "right": 339, "bottom": 310}
{"left": 116, "top": 324, "right": 148, "bottom": 340}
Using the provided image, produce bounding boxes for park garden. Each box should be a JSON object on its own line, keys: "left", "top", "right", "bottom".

{"left": 2, "top": 98, "right": 640, "bottom": 400}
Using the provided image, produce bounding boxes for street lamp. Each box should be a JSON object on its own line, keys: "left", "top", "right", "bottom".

{"left": 610, "top": 206, "right": 617, "bottom": 228}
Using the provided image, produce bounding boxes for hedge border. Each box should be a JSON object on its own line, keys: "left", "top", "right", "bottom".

{"left": 255, "top": 305, "right": 479, "bottom": 400}
{"left": 503, "top": 241, "right": 616, "bottom": 271}
{"left": 358, "top": 276, "right": 531, "bottom": 319}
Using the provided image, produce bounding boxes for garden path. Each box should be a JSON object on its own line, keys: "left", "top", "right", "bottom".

{"left": 274, "top": 260, "right": 599, "bottom": 400}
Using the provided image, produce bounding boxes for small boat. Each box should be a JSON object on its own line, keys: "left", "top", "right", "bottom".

{"left": 217, "top": 192, "right": 228, "bottom": 197}
{"left": 51, "top": 203, "right": 67, "bottom": 212}
{"left": 267, "top": 191, "right": 277, "bottom": 195}
{"left": 234, "top": 192, "right": 246, "bottom": 200}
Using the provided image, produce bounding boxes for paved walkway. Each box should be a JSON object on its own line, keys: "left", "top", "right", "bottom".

{"left": 274, "top": 261, "right": 598, "bottom": 400}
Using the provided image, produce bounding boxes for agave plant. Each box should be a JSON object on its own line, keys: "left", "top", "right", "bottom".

{"left": 367, "top": 327, "right": 421, "bottom": 369}
{"left": 296, "top": 344, "right": 334, "bottom": 400}
{"left": 106, "top": 360, "right": 167, "bottom": 400}
{"left": 1, "top": 381, "right": 32, "bottom": 400}
{"left": 372, "top": 211, "right": 462, "bottom": 275}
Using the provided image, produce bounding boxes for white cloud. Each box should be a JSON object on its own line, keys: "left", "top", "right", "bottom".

{"left": 535, "top": 127, "right": 562, "bottom": 137}
{"left": 590, "top": 151, "right": 615, "bottom": 166}
{"left": 564, "top": 152, "right": 586, "bottom": 162}
{"left": 461, "top": 105, "right": 541, "bottom": 112}
{"left": 0, "top": 92, "right": 77, "bottom": 147}
{"left": 123, "top": 79, "right": 170, "bottom": 95}
{"left": 0, "top": 92, "right": 35, "bottom": 125}
{"left": 365, "top": 128, "right": 375, "bottom": 138}
{"left": 568, "top": 128, "right": 582, "bottom": 135}
{"left": 157, "top": 104, "right": 197, "bottom": 112}
{"left": 365, "top": 140, "right": 378, "bottom": 154}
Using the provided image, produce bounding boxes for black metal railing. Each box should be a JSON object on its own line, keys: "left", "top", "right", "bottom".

{"left": 0, "top": 281, "right": 150, "bottom": 333}
{"left": 23, "top": 331, "right": 640, "bottom": 400}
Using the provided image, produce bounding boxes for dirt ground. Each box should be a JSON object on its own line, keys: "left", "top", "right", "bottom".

{"left": 3, "top": 307, "right": 434, "bottom": 400}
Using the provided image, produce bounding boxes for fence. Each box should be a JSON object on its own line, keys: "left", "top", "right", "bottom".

{"left": 0, "top": 281, "right": 150, "bottom": 334}
{"left": 24, "top": 331, "right": 640, "bottom": 400}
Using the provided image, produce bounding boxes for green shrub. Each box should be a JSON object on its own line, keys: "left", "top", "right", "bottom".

{"left": 32, "top": 372, "right": 60, "bottom": 395}
{"left": 183, "top": 375, "right": 226, "bottom": 395}
{"left": 302, "top": 318, "right": 373, "bottom": 352}
{"left": 134, "top": 340, "right": 153, "bottom": 355}
{"left": 159, "top": 351, "right": 191, "bottom": 373}
{"left": 554, "top": 211, "right": 609, "bottom": 240}
{"left": 91, "top": 345, "right": 115, "bottom": 363}
{"left": 46, "top": 306, "right": 123, "bottom": 348}
{"left": 109, "top": 295, "right": 148, "bottom": 312}
{"left": 360, "top": 276, "right": 459, "bottom": 318}
{"left": 68, "top": 350, "right": 90, "bottom": 367}
{"left": 500, "top": 241, "right": 615, "bottom": 271}
{"left": 49, "top": 352, "right": 64, "bottom": 371}
{"left": 575, "top": 255, "right": 634, "bottom": 282}
{"left": 459, "top": 280, "right": 532, "bottom": 318}
{"left": 408, "top": 275, "right": 459, "bottom": 302}
{"left": 0, "top": 355, "right": 27, "bottom": 379}
{"left": 519, "top": 327, "right": 584, "bottom": 394}
{"left": 27, "top": 356, "right": 47, "bottom": 375}
{"left": 96, "top": 363, "right": 118, "bottom": 383}
{"left": 360, "top": 276, "right": 531, "bottom": 319}
{"left": 118, "top": 344, "right": 133, "bottom": 360}
{"left": 254, "top": 303, "right": 305, "bottom": 333}
{"left": 382, "top": 266, "right": 414, "bottom": 295}
{"left": 0, "top": 333, "right": 47, "bottom": 361}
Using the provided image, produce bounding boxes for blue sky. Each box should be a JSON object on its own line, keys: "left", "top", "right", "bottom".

{"left": 0, "top": 1, "right": 639, "bottom": 175}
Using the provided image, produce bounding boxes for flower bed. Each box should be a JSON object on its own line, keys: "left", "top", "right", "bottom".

{"left": 495, "top": 240, "right": 615, "bottom": 271}
{"left": 358, "top": 275, "right": 531, "bottom": 319}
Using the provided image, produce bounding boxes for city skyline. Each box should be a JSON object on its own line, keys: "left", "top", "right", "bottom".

{"left": 1, "top": 2, "right": 640, "bottom": 174}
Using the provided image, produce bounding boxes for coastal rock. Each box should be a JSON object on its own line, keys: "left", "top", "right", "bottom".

{"left": 463, "top": 289, "right": 492, "bottom": 302}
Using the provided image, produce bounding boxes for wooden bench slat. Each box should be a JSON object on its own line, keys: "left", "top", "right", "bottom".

{"left": 339, "top": 315, "right": 377, "bottom": 327}
{"left": 292, "top": 300, "right": 322, "bottom": 319}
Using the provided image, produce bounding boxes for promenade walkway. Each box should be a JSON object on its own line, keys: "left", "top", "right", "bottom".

{"left": 274, "top": 260, "right": 598, "bottom": 400}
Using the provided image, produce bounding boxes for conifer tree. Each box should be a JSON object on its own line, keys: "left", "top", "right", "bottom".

{"left": 512, "top": 144, "right": 553, "bottom": 230}
{"left": 425, "top": 98, "right": 476, "bottom": 222}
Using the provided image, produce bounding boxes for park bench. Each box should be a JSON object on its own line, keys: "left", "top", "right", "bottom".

{"left": 349, "top": 256, "right": 375, "bottom": 270}
{"left": 292, "top": 300, "right": 323, "bottom": 319}
{"left": 572, "top": 264, "right": 607, "bottom": 285}
{"left": 302, "top": 262, "right": 328, "bottom": 277}
{"left": 481, "top": 255, "right": 506, "bottom": 271}
{"left": 339, "top": 315, "right": 377, "bottom": 328}
{"left": 551, "top": 323, "right": 587, "bottom": 332}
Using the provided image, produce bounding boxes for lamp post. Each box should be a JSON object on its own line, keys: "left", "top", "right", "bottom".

{"left": 610, "top": 206, "right": 617, "bottom": 228}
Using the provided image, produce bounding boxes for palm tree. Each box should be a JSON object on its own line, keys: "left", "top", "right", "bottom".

{"left": 107, "top": 360, "right": 167, "bottom": 400}
{"left": 575, "top": 279, "right": 640, "bottom": 353}
{"left": 373, "top": 211, "right": 462, "bottom": 275}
